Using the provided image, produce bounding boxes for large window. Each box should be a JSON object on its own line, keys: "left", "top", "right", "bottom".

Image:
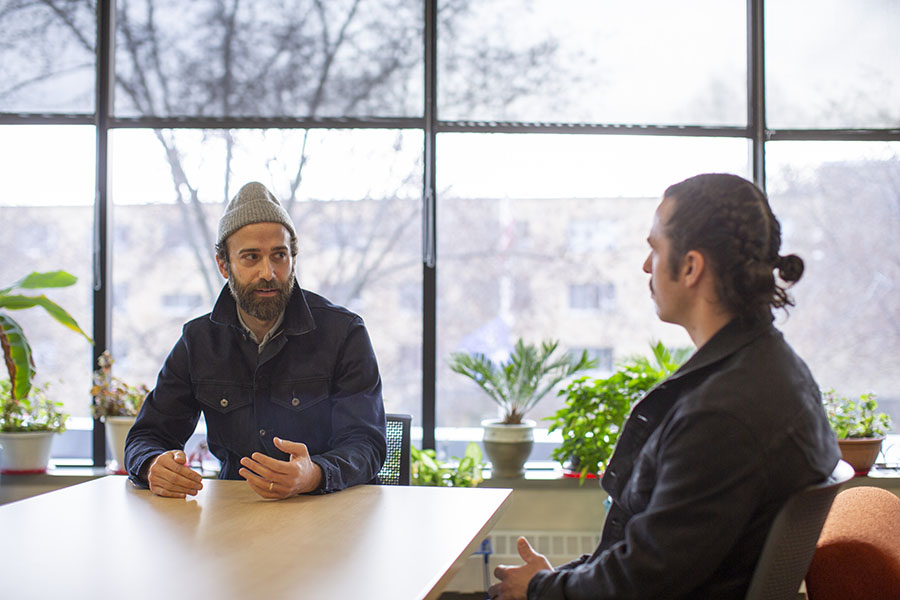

{"left": 1, "top": 1, "right": 898, "bottom": 464}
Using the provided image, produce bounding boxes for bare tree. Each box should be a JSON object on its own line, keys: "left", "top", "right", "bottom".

{"left": 1, "top": 0, "right": 562, "bottom": 306}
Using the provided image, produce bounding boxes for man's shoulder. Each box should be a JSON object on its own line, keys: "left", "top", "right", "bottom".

{"left": 300, "top": 289, "right": 363, "bottom": 322}
{"left": 676, "top": 328, "right": 818, "bottom": 418}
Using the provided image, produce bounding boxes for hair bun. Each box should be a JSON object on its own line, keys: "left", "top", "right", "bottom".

{"left": 776, "top": 254, "right": 804, "bottom": 283}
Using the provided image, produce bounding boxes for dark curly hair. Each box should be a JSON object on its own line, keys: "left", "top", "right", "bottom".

{"left": 663, "top": 173, "right": 803, "bottom": 324}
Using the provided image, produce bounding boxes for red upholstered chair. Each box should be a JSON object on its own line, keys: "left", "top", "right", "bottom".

{"left": 805, "top": 486, "right": 900, "bottom": 600}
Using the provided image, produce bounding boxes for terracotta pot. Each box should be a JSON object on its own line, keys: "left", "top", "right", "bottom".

{"left": 837, "top": 437, "right": 883, "bottom": 475}
{"left": 0, "top": 431, "right": 56, "bottom": 474}
{"left": 481, "top": 419, "right": 534, "bottom": 478}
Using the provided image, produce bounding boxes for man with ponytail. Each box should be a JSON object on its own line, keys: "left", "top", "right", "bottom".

{"left": 491, "top": 174, "right": 840, "bottom": 599}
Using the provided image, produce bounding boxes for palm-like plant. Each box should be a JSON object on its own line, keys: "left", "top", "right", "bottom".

{"left": 0, "top": 271, "right": 92, "bottom": 401}
{"left": 449, "top": 339, "right": 597, "bottom": 424}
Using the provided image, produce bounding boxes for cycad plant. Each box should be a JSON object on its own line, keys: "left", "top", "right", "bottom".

{"left": 449, "top": 339, "right": 596, "bottom": 424}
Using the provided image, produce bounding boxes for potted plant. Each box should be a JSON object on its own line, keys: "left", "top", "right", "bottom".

{"left": 91, "top": 350, "right": 148, "bottom": 473}
{"left": 547, "top": 341, "right": 690, "bottom": 483}
{"left": 411, "top": 442, "right": 485, "bottom": 487}
{"left": 449, "top": 339, "right": 595, "bottom": 478}
{"left": 0, "top": 271, "right": 91, "bottom": 473}
{"left": 822, "top": 389, "right": 892, "bottom": 475}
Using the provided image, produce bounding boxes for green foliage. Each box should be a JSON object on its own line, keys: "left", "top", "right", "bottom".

{"left": 546, "top": 341, "right": 690, "bottom": 483}
{"left": 411, "top": 441, "right": 485, "bottom": 487}
{"left": 0, "top": 379, "right": 68, "bottom": 433}
{"left": 91, "top": 351, "right": 149, "bottom": 418}
{"left": 0, "top": 271, "right": 92, "bottom": 401}
{"left": 449, "top": 339, "right": 597, "bottom": 424}
{"left": 822, "top": 389, "right": 891, "bottom": 439}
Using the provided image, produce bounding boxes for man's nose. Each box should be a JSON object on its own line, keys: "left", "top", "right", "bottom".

{"left": 258, "top": 257, "right": 276, "bottom": 280}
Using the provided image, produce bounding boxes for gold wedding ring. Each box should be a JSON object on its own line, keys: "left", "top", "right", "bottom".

{"left": 268, "top": 481, "right": 274, "bottom": 491}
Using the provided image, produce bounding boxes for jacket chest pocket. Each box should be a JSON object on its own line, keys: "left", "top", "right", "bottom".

{"left": 620, "top": 435, "right": 661, "bottom": 514}
{"left": 196, "top": 382, "right": 253, "bottom": 414}
{"left": 270, "top": 379, "right": 331, "bottom": 413}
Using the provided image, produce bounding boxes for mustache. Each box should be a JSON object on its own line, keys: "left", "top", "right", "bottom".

{"left": 254, "top": 279, "right": 281, "bottom": 290}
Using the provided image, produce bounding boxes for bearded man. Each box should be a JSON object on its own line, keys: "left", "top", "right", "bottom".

{"left": 125, "top": 182, "right": 386, "bottom": 499}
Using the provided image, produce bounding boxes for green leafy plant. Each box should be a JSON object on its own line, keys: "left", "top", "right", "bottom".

{"left": 411, "top": 442, "right": 485, "bottom": 487}
{"left": 0, "top": 271, "right": 92, "bottom": 401}
{"left": 449, "top": 339, "right": 597, "bottom": 424}
{"left": 822, "top": 389, "right": 891, "bottom": 439}
{"left": 91, "top": 350, "right": 149, "bottom": 418}
{"left": 546, "top": 341, "right": 691, "bottom": 482}
{"left": 0, "top": 379, "right": 68, "bottom": 433}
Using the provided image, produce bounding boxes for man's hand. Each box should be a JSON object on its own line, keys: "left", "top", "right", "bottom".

{"left": 238, "top": 437, "right": 324, "bottom": 499}
{"left": 145, "top": 450, "right": 203, "bottom": 498}
{"left": 488, "top": 537, "right": 553, "bottom": 600}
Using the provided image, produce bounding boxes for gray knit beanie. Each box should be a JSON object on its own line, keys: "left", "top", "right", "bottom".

{"left": 217, "top": 182, "right": 297, "bottom": 247}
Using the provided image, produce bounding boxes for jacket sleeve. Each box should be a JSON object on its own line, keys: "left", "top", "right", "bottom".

{"left": 309, "top": 316, "right": 386, "bottom": 492}
{"left": 124, "top": 334, "right": 201, "bottom": 487}
{"left": 528, "top": 411, "right": 766, "bottom": 599}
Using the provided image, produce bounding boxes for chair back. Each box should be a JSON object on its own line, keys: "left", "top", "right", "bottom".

{"left": 744, "top": 459, "right": 854, "bottom": 600}
{"left": 805, "top": 485, "right": 900, "bottom": 600}
{"left": 376, "top": 413, "right": 411, "bottom": 486}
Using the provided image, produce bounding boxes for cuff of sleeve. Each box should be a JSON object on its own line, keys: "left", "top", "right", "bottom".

{"left": 528, "top": 569, "right": 563, "bottom": 600}
{"left": 310, "top": 456, "right": 333, "bottom": 494}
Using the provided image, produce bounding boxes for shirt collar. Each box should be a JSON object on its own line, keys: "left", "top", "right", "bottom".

{"left": 236, "top": 306, "right": 285, "bottom": 351}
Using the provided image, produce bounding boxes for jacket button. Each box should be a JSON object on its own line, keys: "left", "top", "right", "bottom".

{"left": 291, "top": 397, "right": 300, "bottom": 407}
{"left": 259, "top": 429, "right": 266, "bottom": 437}
{"left": 220, "top": 398, "right": 229, "bottom": 408}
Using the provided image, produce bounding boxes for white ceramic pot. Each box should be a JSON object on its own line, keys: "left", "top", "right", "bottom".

{"left": 0, "top": 431, "right": 56, "bottom": 474}
{"left": 481, "top": 418, "right": 535, "bottom": 478}
{"left": 105, "top": 416, "right": 136, "bottom": 474}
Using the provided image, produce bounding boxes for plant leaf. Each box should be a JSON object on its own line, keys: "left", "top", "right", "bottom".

{"left": 0, "top": 270, "right": 78, "bottom": 295}
{"left": 0, "top": 294, "right": 92, "bottom": 343}
{"left": 0, "top": 313, "right": 35, "bottom": 400}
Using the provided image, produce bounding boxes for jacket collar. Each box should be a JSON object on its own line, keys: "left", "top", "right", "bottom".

{"left": 209, "top": 282, "right": 316, "bottom": 336}
{"left": 666, "top": 318, "right": 775, "bottom": 384}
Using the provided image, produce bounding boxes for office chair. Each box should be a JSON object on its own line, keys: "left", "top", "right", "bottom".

{"left": 744, "top": 459, "right": 854, "bottom": 600}
{"left": 805, "top": 485, "right": 900, "bottom": 600}
{"left": 376, "top": 413, "right": 412, "bottom": 486}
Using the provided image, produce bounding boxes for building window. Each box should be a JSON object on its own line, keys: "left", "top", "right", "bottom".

{"left": 569, "top": 283, "right": 616, "bottom": 312}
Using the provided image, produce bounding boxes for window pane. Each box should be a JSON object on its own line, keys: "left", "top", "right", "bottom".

{"left": 0, "top": 1, "right": 95, "bottom": 113}
{"left": 437, "top": 133, "right": 750, "bottom": 427}
{"left": 0, "top": 126, "right": 95, "bottom": 428}
{"left": 114, "top": 0, "right": 423, "bottom": 118}
{"left": 110, "top": 128, "right": 423, "bottom": 423}
{"left": 767, "top": 141, "right": 900, "bottom": 431}
{"left": 767, "top": 0, "right": 900, "bottom": 128}
{"left": 438, "top": 0, "right": 746, "bottom": 125}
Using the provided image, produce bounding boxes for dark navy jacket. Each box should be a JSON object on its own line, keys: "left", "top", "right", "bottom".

{"left": 124, "top": 284, "right": 386, "bottom": 492}
{"left": 529, "top": 319, "right": 840, "bottom": 599}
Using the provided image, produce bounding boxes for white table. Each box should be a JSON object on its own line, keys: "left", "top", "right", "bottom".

{"left": 0, "top": 476, "right": 511, "bottom": 599}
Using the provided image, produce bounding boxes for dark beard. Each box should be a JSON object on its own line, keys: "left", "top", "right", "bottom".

{"left": 226, "top": 267, "right": 294, "bottom": 322}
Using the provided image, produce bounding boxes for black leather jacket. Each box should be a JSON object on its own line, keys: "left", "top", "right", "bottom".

{"left": 529, "top": 319, "right": 840, "bottom": 599}
{"left": 125, "top": 283, "right": 386, "bottom": 492}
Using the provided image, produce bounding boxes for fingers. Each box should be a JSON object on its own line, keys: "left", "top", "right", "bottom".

{"left": 273, "top": 437, "right": 309, "bottom": 458}
{"left": 147, "top": 450, "right": 203, "bottom": 498}
{"left": 238, "top": 466, "right": 282, "bottom": 499}
{"left": 517, "top": 536, "right": 537, "bottom": 561}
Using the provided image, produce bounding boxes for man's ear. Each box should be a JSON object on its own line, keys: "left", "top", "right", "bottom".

{"left": 680, "top": 250, "right": 706, "bottom": 287}
{"left": 216, "top": 255, "right": 229, "bottom": 279}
